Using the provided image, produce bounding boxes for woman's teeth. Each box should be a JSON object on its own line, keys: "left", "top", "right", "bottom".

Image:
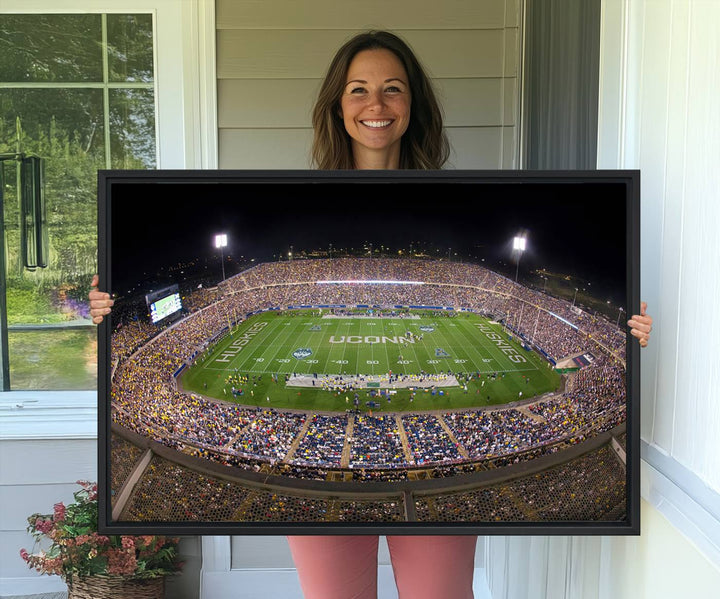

{"left": 362, "top": 120, "right": 391, "bottom": 128}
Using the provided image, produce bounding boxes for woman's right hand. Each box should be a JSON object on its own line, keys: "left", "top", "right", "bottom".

{"left": 89, "top": 274, "right": 114, "bottom": 324}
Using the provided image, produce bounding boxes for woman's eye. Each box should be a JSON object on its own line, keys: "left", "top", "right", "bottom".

{"left": 348, "top": 86, "right": 367, "bottom": 94}
{"left": 385, "top": 86, "right": 402, "bottom": 93}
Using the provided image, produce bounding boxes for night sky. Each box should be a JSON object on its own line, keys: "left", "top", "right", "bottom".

{"left": 105, "top": 174, "right": 631, "bottom": 305}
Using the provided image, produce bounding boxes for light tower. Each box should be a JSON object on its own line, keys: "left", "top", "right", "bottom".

{"left": 513, "top": 236, "right": 526, "bottom": 282}
{"left": 214, "top": 234, "right": 227, "bottom": 281}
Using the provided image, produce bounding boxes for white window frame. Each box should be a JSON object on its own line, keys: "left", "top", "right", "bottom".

{"left": 0, "top": 0, "right": 217, "bottom": 438}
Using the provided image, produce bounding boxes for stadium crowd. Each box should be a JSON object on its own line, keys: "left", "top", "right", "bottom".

{"left": 110, "top": 257, "right": 628, "bottom": 482}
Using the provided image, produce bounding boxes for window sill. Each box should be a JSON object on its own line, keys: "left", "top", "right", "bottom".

{"left": 0, "top": 391, "right": 97, "bottom": 440}
{"left": 641, "top": 441, "right": 720, "bottom": 567}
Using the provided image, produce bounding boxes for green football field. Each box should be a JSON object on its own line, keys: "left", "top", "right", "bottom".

{"left": 180, "top": 310, "right": 561, "bottom": 413}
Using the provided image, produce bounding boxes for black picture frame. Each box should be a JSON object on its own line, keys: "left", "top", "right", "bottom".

{"left": 98, "top": 169, "right": 640, "bottom": 536}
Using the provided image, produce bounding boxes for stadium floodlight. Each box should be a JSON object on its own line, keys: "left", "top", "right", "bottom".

{"left": 513, "top": 236, "right": 526, "bottom": 282}
{"left": 572, "top": 287, "right": 579, "bottom": 306}
{"left": 214, "top": 234, "right": 228, "bottom": 281}
{"left": 617, "top": 306, "right": 625, "bottom": 327}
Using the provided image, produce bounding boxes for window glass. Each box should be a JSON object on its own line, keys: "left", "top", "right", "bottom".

{"left": 0, "top": 14, "right": 103, "bottom": 82}
{"left": 8, "top": 329, "right": 98, "bottom": 389}
{"left": 0, "top": 88, "right": 107, "bottom": 159}
{"left": 0, "top": 13, "right": 155, "bottom": 390}
{"left": 107, "top": 14, "right": 154, "bottom": 83}
{"left": 110, "top": 88, "right": 156, "bottom": 169}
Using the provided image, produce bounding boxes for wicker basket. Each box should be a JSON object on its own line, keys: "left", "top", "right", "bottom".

{"left": 67, "top": 575, "right": 165, "bottom": 599}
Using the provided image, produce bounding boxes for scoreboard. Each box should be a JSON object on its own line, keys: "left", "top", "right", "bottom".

{"left": 146, "top": 285, "right": 183, "bottom": 325}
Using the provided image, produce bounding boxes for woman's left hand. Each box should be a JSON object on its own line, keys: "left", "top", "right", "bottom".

{"left": 627, "top": 301, "right": 653, "bottom": 347}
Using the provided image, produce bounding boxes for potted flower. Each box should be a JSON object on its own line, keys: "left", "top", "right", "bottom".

{"left": 20, "top": 480, "right": 183, "bottom": 599}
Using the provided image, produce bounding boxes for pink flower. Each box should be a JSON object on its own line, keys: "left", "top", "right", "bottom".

{"left": 121, "top": 536, "right": 135, "bottom": 550}
{"left": 138, "top": 535, "right": 156, "bottom": 546}
{"left": 43, "top": 556, "right": 64, "bottom": 576}
{"left": 21, "top": 482, "right": 182, "bottom": 580}
{"left": 107, "top": 548, "right": 137, "bottom": 576}
{"left": 53, "top": 502, "right": 66, "bottom": 522}
{"left": 34, "top": 518, "right": 54, "bottom": 535}
{"left": 75, "top": 480, "right": 98, "bottom": 500}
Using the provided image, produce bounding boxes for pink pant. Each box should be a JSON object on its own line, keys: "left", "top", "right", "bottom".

{"left": 287, "top": 535, "right": 477, "bottom": 599}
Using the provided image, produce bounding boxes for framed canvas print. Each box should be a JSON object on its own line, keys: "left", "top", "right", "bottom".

{"left": 98, "top": 169, "right": 640, "bottom": 535}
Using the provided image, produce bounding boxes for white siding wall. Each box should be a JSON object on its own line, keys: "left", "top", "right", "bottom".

{"left": 0, "top": 405, "right": 201, "bottom": 599}
{"left": 0, "top": 414, "right": 96, "bottom": 598}
{"left": 215, "top": 0, "right": 522, "bottom": 170}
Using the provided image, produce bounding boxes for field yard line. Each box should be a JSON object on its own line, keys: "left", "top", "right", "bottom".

{"left": 348, "top": 319, "right": 377, "bottom": 375}
{"left": 424, "top": 317, "right": 477, "bottom": 372}
{"left": 261, "top": 316, "right": 312, "bottom": 373}
{"left": 368, "top": 320, "right": 376, "bottom": 375}
{"left": 230, "top": 315, "right": 292, "bottom": 374}
{"left": 285, "top": 317, "right": 326, "bottom": 375}
{"left": 431, "top": 317, "right": 472, "bottom": 373}
{"left": 450, "top": 318, "right": 487, "bottom": 370}
{"left": 323, "top": 318, "right": 350, "bottom": 374}
{"left": 467, "top": 319, "right": 533, "bottom": 374}
{"left": 381, "top": 320, "right": 408, "bottom": 374}
{"left": 454, "top": 318, "right": 511, "bottom": 374}
{"left": 380, "top": 320, "right": 393, "bottom": 375}
{"left": 486, "top": 322, "right": 542, "bottom": 374}
{"left": 350, "top": 321, "right": 360, "bottom": 376}
{"left": 206, "top": 314, "right": 303, "bottom": 375}
{"left": 413, "top": 318, "right": 440, "bottom": 374}
{"left": 328, "top": 318, "right": 361, "bottom": 375}
{"left": 450, "top": 318, "right": 505, "bottom": 372}
{"left": 199, "top": 315, "right": 284, "bottom": 373}
{"left": 401, "top": 320, "right": 426, "bottom": 373}
{"left": 247, "top": 315, "right": 302, "bottom": 373}
{"left": 452, "top": 318, "right": 487, "bottom": 372}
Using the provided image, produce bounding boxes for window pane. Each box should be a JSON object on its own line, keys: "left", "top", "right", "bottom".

{"left": 110, "top": 88, "right": 156, "bottom": 168}
{"left": 8, "top": 329, "right": 97, "bottom": 389}
{"left": 107, "top": 14, "right": 154, "bottom": 83}
{"left": 1, "top": 88, "right": 104, "bottom": 283}
{"left": 0, "top": 14, "right": 103, "bottom": 82}
{"left": 0, "top": 88, "right": 106, "bottom": 163}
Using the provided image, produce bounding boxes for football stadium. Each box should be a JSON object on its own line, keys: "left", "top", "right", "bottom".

{"left": 108, "top": 257, "right": 628, "bottom": 525}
